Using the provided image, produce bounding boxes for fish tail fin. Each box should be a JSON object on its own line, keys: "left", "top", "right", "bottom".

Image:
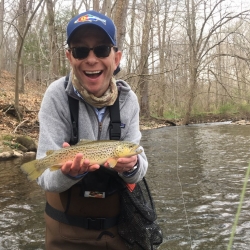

{"left": 21, "top": 160, "right": 42, "bottom": 181}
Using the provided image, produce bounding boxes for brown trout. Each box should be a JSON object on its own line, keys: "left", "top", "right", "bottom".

{"left": 21, "top": 140, "right": 143, "bottom": 181}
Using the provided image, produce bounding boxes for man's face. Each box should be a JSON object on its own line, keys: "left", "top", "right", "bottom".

{"left": 66, "top": 26, "right": 121, "bottom": 97}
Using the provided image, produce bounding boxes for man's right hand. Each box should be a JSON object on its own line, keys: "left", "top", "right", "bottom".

{"left": 60, "top": 142, "right": 100, "bottom": 177}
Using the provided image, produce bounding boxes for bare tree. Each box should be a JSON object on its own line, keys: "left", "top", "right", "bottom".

{"left": 155, "top": 0, "right": 169, "bottom": 117}
{"left": 126, "top": 0, "right": 136, "bottom": 74}
{"left": 0, "top": 0, "right": 4, "bottom": 75}
{"left": 112, "top": 0, "right": 129, "bottom": 51}
{"left": 46, "top": 0, "right": 59, "bottom": 81}
{"left": 182, "top": 0, "right": 250, "bottom": 124}
{"left": 138, "top": 0, "right": 154, "bottom": 118}
{"left": 16, "top": 0, "right": 30, "bottom": 93}
{"left": 93, "top": 0, "right": 99, "bottom": 11}
{"left": 14, "top": 0, "right": 44, "bottom": 119}
{"left": 101, "top": 0, "right": 112, "bottom": 16}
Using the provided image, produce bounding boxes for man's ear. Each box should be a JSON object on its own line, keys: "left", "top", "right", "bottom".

{"left": 65, "top": 49, "right": 72, "bottom": 62}
{"left": 114, "top": 51, "right": 122, "bottom": 68}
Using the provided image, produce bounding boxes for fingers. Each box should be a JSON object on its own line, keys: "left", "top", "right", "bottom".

{"left": 62, "top": 142, "right": 70, "bottom": 148}
{"left": 88, "top": 164, "right": 100, "bottom": 172}
{"left": 61, "top": 153, "right": 100, "bottom": 177}
{"left": 106, "top": 155, "right": 138, "bottom": 173}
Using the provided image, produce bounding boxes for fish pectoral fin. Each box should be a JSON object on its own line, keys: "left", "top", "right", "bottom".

{"left": 107, "top": 158, "right": 118, "bottom": 168}
{"left": 49, "top": 165, "right": 62, "bottom": 171}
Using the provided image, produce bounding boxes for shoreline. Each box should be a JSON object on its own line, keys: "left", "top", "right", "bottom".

{"left": 1, "top": 119, "right": 249, "bottom": 161}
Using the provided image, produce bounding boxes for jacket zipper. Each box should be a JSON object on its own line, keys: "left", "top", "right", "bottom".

{"left": 99, "top": 122, "right": 102, "bottom": 133}
{"left": 97, "top": 110, "right": 108, "bottom": 140}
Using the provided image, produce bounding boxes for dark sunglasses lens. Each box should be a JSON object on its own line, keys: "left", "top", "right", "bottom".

{"left": 94, "top": 46, "right": 111, "bottom": 58}
{"left": 72, "top": 47, "right": 89, "bottom": 59}
{"left": 71, "top": 46, "right": 112, "bottom": 59}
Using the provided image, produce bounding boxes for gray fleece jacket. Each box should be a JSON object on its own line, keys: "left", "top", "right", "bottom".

{"left": 36, "top": 75, "right": 148, "bottom": 192}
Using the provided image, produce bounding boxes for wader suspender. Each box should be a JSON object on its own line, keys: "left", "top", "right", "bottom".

{"left": 64, "top": 75, "right": 121, "bottom": 144}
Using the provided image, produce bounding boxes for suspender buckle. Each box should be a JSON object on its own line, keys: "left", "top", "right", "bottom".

{"left": 109, "top": 122, "right": 121, "bottom": 140}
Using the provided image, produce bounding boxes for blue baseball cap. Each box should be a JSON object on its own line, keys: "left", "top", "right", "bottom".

{"left": 66, "top": 10, "right": 117, "bottom": 46}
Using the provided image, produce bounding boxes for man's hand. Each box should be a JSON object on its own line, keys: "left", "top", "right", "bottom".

{"left": 103, "top": 155, "right": 138, "bottom": 173}
{"left": 60, "top": 142, "right": 100, "bottom": 177}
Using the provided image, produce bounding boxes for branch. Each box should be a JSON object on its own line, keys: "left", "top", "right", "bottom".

{"left": 198, "top": 10, "right": 250, "bottom": 60}
{"left": 198, "top": 31, "right": 233, "bottom": 64}
{"left": 214, "top": 53, "right": 250, "bottom": 61}
{"left": 198, "top": 52, "right": 250, "bottom": 74}
{"left": 123, "top": 64, "right": 179, "bottom": 82}
{"left": 197, "top": 0, "right": 227, "bottom": 49}
{"left": 208, "top": 69, "right": 234, "bottom": 101}
{"left": 13, "top": 119, "right": 29, "bottom": 133}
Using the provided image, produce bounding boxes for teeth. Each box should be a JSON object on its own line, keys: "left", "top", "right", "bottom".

{"left": 85, "top": 71, "right": 101, "bottom": 74}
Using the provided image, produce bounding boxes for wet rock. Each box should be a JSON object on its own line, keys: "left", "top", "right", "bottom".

{"left": 234, "top": 120, "right": 250, "bottom": 125}
{"left": 2, "top": 140, "right": 28, "bottom": 152}
{"left": 13, "top": 150, "right": 23, "bottom": 157}
{"left": 0, "top": 150, "right": 14, "bottom": 160}
{"left": 23, "top": 151, "right": 36, "bottom": 157}
{"left": 15, "top": 135, "right": 37, "bottom": 152}
{"left": 16, "top": 143, "right": 28, "bottom": 152}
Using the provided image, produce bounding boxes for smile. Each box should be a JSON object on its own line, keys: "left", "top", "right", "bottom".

{"left": 84, "top": 70, "right": 102, "bottom": 78}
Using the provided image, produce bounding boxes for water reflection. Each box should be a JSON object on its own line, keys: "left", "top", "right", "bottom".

{"left": 1, "top": 124, "right": 250, "bottom": 249}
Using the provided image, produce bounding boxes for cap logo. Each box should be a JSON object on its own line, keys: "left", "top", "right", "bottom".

{"left": 74, "top": 14, "right": 106, "bottom": 25}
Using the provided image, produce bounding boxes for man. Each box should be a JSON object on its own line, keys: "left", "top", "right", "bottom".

{"left": 36, "top": 10, "right": 148, "bottom": 249}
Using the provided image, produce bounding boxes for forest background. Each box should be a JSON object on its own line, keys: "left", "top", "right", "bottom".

{"left": 1, "top": 0, "right": 250, "bottom": 139}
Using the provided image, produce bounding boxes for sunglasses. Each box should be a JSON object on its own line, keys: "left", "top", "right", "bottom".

{"left": 69, "top": 45, "right": 118, "bottom": 60}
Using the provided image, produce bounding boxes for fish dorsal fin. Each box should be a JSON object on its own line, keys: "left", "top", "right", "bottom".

{"left": 46, "top": 150, "right": 55, "bottom": 156}
{"left": 76, "top": 139, "right": 94, "bottom": 146}
{"left": 76, "top": 140, "right": 119, "bottom": 146}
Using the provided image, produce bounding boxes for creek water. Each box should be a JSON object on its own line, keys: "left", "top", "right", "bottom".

{"left": 1, "top": 124, "right": 250, "bottom": 249}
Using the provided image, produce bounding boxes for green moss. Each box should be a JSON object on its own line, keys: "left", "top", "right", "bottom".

{"left": 3, "top": 141, "right": 19, "bottom": 149}
{"left": 1, "top": 134, "right": 15, "bottom": 141}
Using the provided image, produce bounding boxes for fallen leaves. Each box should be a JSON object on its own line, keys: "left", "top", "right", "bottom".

{"left": 0, "top": 70, "right": 45, "bottom": 140}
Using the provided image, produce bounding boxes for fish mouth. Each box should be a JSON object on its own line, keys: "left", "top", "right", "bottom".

{"left": 135, "top": 146, "right": 143, "bottom": 154}
{"left": 130, "top": 145, "right": 143, "bottom": 155}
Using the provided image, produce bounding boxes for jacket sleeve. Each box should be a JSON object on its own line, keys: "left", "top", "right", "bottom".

{"left": 36, "top": 78, "right": 82, "bottom": 192}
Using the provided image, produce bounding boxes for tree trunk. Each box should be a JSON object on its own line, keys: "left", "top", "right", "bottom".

{"left": 93, "top": 0, "right": 99, "bottom": 11}
{"left": 101, "top": 0, "right": 111, "bottom": 16}
{"left": 112, "top": 0, "right": 129, "bottom": 51}
{"left": 156, "top": 4, "right": 167, "bottom": 117}
{"left": 46, "top": 0, "right": 58, "bottom": 81}
{"left": 127, "top": 0, "right": 136, "bottom": 74}
{"left": 16, "top": 0, "right": 29, "bottom": 93}
{"left": 138, "top": 1, "right": 153, "bottom": 118}
{"left": 0, "top": 0, "right": 4, "bottom": 75}
{"left": 182, "top": 0, "right": 197, "bottom": 125}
